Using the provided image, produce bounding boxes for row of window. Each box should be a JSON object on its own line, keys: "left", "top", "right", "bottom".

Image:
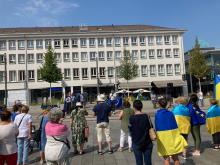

{"left": 0, "top": 48, "right": 180, "bottom": 64}
{"left": 0, "top": 35, "right": 179, "bottom": 51}
{"left": 0, "top": 64, "right": 181, "bottom": 83}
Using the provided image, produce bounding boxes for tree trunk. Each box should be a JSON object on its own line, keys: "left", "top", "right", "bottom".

{"left": 49, "top": 83, "right": 52, "bottom": 104}
{"left": 127, "top": 80, "right": 129, "bottom": 97}
{"left": 198, "top": 78, "right": 201, "bottom": 92}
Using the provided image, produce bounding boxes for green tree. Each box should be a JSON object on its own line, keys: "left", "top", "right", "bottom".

{"left": 189, "top": 38, "right": 210, "bottom": 92}
{"left": 40, "top": 45, "right": 62, "bottom": 102}
{"left": 119, "top": 50, "right": 138, "bottom": 94}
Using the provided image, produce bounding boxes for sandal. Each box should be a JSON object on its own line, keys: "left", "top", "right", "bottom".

{"left": 108, "top": 150, "right": 113, "bottom": 154}
{"left": 79, "top": 151, "right": 85, "bottom": 155}
{"left": 98, "top": 151, "right": 104, "bottom": 155}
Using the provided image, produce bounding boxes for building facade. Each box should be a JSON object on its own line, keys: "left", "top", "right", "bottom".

{"left": 0, "top": 25, "right": 186, "bottom": 103}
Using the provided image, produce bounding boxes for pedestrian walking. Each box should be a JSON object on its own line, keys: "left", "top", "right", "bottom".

{"left": 172, "top": 97, "right": 191, "bottom": 159}
{"left": 187, "top": 94, "right": 206, "bottom": 156}
{"left": 63, "top": 91, "right": 72, "bottom": 116}
{"left": 14, "top": 105, "right": 32, "bottom": 165}
{"left": 118, "top": 100, "right": 134, "bottom": 152}
{"left": 93, "top": 94, "right": 113, "bottom": 155}
{"left": 0, "top": 110, "right": 19, "bottom": 165}
{"left": 155, "top": 98, "right": 187, "bottom": 165}
{"left": 11, "top": 101, "right": 22, "bottom": 121}
{"left": 206, "top": 99, "right": 220, "bottom": 150}
{"left": 71, "top": 102, "right": 88, "bottom": 155}
{"left": 45, "top": 108, "right": 70, "bottom": 165}
{"left": 197, "top": 91, "right": 204, "bottom": 107}
{"left": 128, "top": 100, "right": 153, "bottom": 165}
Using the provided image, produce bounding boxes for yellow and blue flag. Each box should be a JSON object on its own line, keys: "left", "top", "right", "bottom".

{"left": 172, "top": 104, "right": 191, "bottom": 135}
{"left": 155, "top": 109, "right": 188, "bottom": 156}
{"left": 214, "top": 75, "right": 220, "bottom": 100}
{"left": 206, "top": 105, "right": 220, "bottom": 135}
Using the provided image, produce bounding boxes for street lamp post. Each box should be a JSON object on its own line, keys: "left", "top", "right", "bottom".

{"left": 24, "top": 36, "right": 29, "bottom": 106}
{"left": 4, "top": 53, "right": 7, "bottom": 106}
{"left": 96, "top": 55, "right": 100, "bottom": 95}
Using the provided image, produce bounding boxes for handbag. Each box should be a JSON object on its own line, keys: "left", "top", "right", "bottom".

{"left": 33, "top": 116, "right": 44, "bottom": 142}
{"left": 52, "top": 136, "right": 70, "bottom": 150}
{"left": 148, "top": 115, "right": 157, "bottom": 141}
{"left": 84, "top": 126, "right": 89, "bottom": 138}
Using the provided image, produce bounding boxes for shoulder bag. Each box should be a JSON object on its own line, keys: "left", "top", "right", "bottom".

{"left": 52, "top": 136, "right": 70, "bottom": 150}
{"left": 148, "top": 115, "right": 157, "bottom": 141}
{"left": 18, "top": 114, "right": 26, "bottom": 128}
{"left": 33, "top": 116, "right": 44, "bottom": 142}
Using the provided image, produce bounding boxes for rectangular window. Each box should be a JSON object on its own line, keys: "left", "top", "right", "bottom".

{"left": 98, "top": 51, "right": 105, "bottom": 61}
{"left": 63, "top": 39, "right": 69, "bottom": 48}
{"left": 173, "top": 48, "right": 180, "bottom": 58}
{"left": 18, "top": 40, "right": 25, "bottom": 50}
{"left": 132, "top": 50, "right": 138, "bottom": 60}
{"left": 0, "top": 71, "right": 5, "bottom": 82}
{"left": 140, "top": 50, "right": 147, "bottom": 59}
{"left": 108, "top": 67, "right": 114, "bottom": 78}
{"left": 54, "top": 53, "right": 61, "bottom": 63}
{"left": 89, "top": 38, "right": 95, "bottom": 47}
{"left": 82, "top": 68, "right": 88, "bottom": 79}
{"left": 166, "top": 64, "right": 173, "bottom": 76}
{"left": 28, "top": 70, "right": 35, "bottom": 81}
{"left": 80, "top": 38, "right": 87, "bottom": 47}
{"left": 45, "top": 39, "right": 51, "bottom": 48}
{"left": 64, "top": 69, "right": 71, "bottom": 80}
{"left": 27, "top": 40, "right": 34, "bottom": 49}
{"left": 72, "top": 52, "right": 79, "bottom": 62}
{"left": 139, "top": 36, "right": 146, "bottom": 45}
{"left": 131, "top": 37, "right": 137, "bottom": 46}
{"left": 72, "top": 38, "right": 78, "bottom": 48}
{"left": 73, "top": 68, "right": 79, "bottom": 79}
{"left": 157, "top": 49, "right": 163, "bottom": 59}
{"left": 90, "top": 52, "right": 96, "bottom": 61}
{"left": 158, "top": 64, "right": 165, "bottom": 76}
{"left": 9, "top": 40, "right": 16, "bottom": 50}
{"left": 91, "top": 68, "right": 97, "bottom": 78}
{"left": 0, "top": 40, "right": 6, "bottom": 50}
{"left": 28, "top": 54, "right": 34, "bottom": 64}
{"left": 175, "top": 64, "right": 181, "bottom": 75}
{"left": 9, "top": 54, "right": 16, "bottom": 64}
{"left": 106, "top": 38, "right": 112, "bottom": 46}
{"left": 37, "top": 53, "right": 43, "bottom": 63}
{"left": 115, "top": 51, "right": 121, "bottom": 60}
{"left": 18, "top": 70, "right": 25, "bottom": 81}
{"left": 37, "top": 70, "right": 42, "bottom": 81}
{"left": 164, "top": 35, "right": 171, "bottom": 45}
{"left": 63, "top": 52, "right": 70, "bottom": 62}
{"left": 81, "top": 52, "right": 88, "bottom": 62}
{"left": 99, "top": 67, "right": 105, "bottom": 78}
{"left": 18, "top": 54, "right": 25, "bottom": 64}
{"left": 115, "top": 37, "right": 121, "bottom": 46}
{"left": 149, "top": 49, "right": 155, "bottom": 59}
{"left": 54, "top": 39, "right": 60, "bottom": 49}
{"left": 172, "top": 35, "right": 178, "bottom": 45}
{"left": 9, "top": 70, "right": 17, "bottom": 82}
{"left": 123, "top": 37, "right": 129, "bottom": 46}
{"left": 0, "top": 54, "right": 5, "bottom": 64}
{"left": 98, "top": 38, "right": 104, "bottom": 47}
{"left": 141, "top": 65, "right": 148, "bottom": 77}
{"left": 36, "top": 40, "right": 43, "bottom": 49}
{"left": 165, "top": 49, "right": 172, "bottom": 58}
{"left": 107, "top": 51, "right": 113, "bottom": 61}
{"left": 148, "top": 36, "right": 154, "bottom": 45}
{"left": 150, "top": 65, "right": 156, "bottom": 76}
{"left": 156, "top": 36, "right": 162, "bottom": 45}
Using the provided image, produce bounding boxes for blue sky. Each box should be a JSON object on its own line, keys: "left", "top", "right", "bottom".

{"left": 0, "top": 0, "right": 220, "bottom": 51}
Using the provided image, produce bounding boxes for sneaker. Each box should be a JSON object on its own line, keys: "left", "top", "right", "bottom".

{"left": 98, "top": 151, "right": 104, "bottom": 155}
{"left": 212, "top": 146, "right": 219, "bottom": 151}
{"left": 117, "top": 147, "right": 123, "bottom": 152}
{"left": 108, "top": 150, "right": 113, "bottom": 154}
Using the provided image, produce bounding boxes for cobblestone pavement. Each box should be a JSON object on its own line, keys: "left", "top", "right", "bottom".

{"left": 27, "top": 101, "right": 220, "bottom": 165}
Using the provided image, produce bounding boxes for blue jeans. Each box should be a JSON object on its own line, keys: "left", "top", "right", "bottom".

{"left": 17, "top": 137, "right": 30, "bottom": 165}
{"left": 132, "top": 143, "right": 153, "bottom": 165}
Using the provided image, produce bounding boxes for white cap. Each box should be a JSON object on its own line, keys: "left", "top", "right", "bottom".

{"left": 97, "top": 94, "right": 105, "bottom": 102}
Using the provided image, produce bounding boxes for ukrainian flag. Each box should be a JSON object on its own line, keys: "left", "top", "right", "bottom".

{"left": 155, "top": 109, "right": 188, "bottom": 156}
{"left": 215, "top": 75, "right": 220, "bottom": 100}
{"left": 206, "top": 105, "right": 220, "bottom": 135}
{"left": 172, "top": 104, "right": 191, "bottom": 135}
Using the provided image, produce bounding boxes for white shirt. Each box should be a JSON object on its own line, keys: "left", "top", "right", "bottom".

{"left": 0, "top": 123, "right": 18, "bottom": 155}
{"left": 198, "top": 92, "right": 203, "bottom": 100}
{"left": 14, "top": 113, "right": 32, "bottom": 138}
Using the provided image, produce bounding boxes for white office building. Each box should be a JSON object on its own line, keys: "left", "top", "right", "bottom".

{"left": 0, "top": 25, "right": 187, "bottom": 104}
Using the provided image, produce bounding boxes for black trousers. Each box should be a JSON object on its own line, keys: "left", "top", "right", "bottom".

{"left": 212, "top": 132, "right": 220, "bottom": 144}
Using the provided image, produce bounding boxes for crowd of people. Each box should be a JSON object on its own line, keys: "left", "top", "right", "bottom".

{"left": 0, "top": 93, "right": 220, "bottom": 165}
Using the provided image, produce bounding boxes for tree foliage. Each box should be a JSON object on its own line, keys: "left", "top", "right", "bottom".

{"left": 40, "top": 45, "right": 62, "bottom": 84}
{"left": 119, "top": 50, "right": 138, "bottom": 81}
{"left": 189, "top": 38, "right": 210, "bottom": 79}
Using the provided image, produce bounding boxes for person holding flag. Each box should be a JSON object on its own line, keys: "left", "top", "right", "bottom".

{"left": 214, "top": 74, "right": 220, "bottom": 101}
{"left": 206, "top": 99, "right": 220, "bottom": 150}
{"left": 155, "top": 97, "right": 187, "bottom": 165}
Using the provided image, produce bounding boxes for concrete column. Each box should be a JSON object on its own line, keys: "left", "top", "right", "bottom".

{"left": 71, "top": 86, "right": 73, "bottom": 94}
{"left": 182, "top": 84, "right": 188, "bottom": 97}
{"left": 81, "top": 86, "right": 83, "bottom": 94}
{"left": 63, "top": 87, "right": 66, "bottom": 99}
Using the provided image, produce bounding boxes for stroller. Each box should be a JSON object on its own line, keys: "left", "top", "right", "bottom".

{"left": 29, "top": 125, "right": 39, "bottom": 153}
